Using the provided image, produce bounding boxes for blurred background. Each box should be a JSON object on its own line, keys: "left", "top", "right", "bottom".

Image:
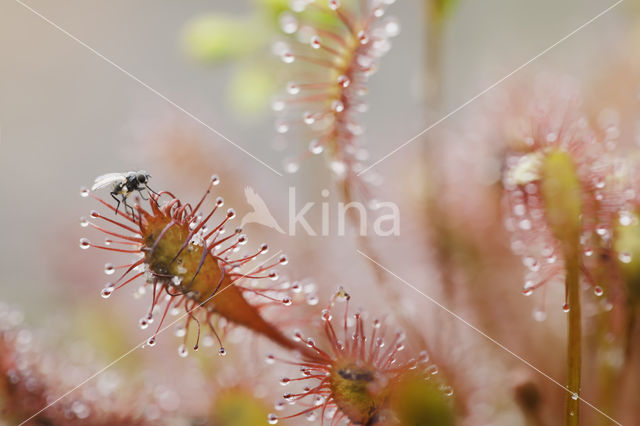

{"left": 0, "top": 0, "right": 628, "bottom": 315}
{"left": 0, "top": 0, "right": 638, "bottom": 424}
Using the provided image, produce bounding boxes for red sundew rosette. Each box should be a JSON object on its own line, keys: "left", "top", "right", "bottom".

{"left": 79, "top": 175, "right": 319, "bottom": 361}
{"left": 266, "top": 288, "right": 454, "bottom": 425}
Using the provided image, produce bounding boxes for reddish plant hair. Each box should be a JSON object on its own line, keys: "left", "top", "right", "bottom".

{"left": 80, "top": 176, "right": 312, "bottom": 358}
{"left": 266, "top": 288, "right": 448, "bottom": 425}
{"left": 274, "top": 0, "right": 400, "bottom": 199}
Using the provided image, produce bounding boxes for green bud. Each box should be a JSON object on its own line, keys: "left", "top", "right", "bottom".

{"left": 389, "top": 372, "right": 456, "bottom": 426}
{"left": 540, "top": 150, "right": 583, "bottom": 253}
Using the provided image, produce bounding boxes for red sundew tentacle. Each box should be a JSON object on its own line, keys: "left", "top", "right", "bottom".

{"left": 317, "top": 42, "right": 343, "bottom": 58}
{"left": 369, "top": 338, "right": 383, "bottom": 366}
{"left": 342, "top": 298, "right": 350, "bottom": 353}
{"left": 357, "top": 315, "right": 366, "bottom": 361}
{"left": 579, "top": 264, "right": 599, "bottom": 288}
{"left": 113, "top": 263, "right": 135, "bottom": 270}
{"left": 89, "top": 223, "right": 142, "bottom": 242}
{"left": 241, "top": 258, "right": 281, "bottom": 276}
{"left": 368, "top": 321, "right": 378, "bottom": 363}
{"left": 105, "top": 239, "right": 141, "bottom": 246}
{"left": 188, "top": 198, "right": 223, "bottom": 239}
{"left": 160, "top": 197, "right": 180, "bottom": 216}
{"left": 187, "top": 180, "right": 217, "bottom": 221}
{"left": 336, "top": 9, "right": 356, "bottom": 34}
{"left": 150, "top": 297, "right": 175, "bottom": 343}
{"left": 305, "top": 340, "right": 332, "bottom": 360}
{"left": 173, "top": 203, "right": 191, "bottom": 222}
{"left": 276, "top": 404, "right": 322, "bottom": 421}
{"left": 324, "top": 320, "right": 342, "bottom": 357}
{"left": 331, "top": 411, "right": 345, "bottom": 426}
{"left": 89, "top": 194, "right": 137, "bottom": 224}
{"left": 114, "top": 271, "right": 145, "bottom": 290}
{"left": 147, "top": 281, "right": 161, "bottom": 316}
{"left": 309, "top": 1, "right": 354, "bottom": 34}
{"left": 234, "top": 287, "right": 281, "bottom": 302}
{"left": 289, "top": 385, "right": 332, "bottom": 403}
{"left": 232, "top": 273, "right": 274, "bottom": 280}
{"left": 379, "top": 332, "right": 401, "bottom": 361}
{"left": 284, "top": 94, "right": 336, "bottom": 105}
{"left": 165, "top": 286, "right": 185, "bottom": 298}
{"left": 113, "top": 258, "right": 146, "bottom": 287}
{"left": 320, "top": 399, "right": 331, "bottom": 426}
{"left": 215, "top": 240, "right": 243, "bottom": 257}
{"left": 90, "top": 209, "right": 140, "bottom": 234}
{"left": 292, "top": 55, "right": 339, "bottom": 69}
{"left": 171, "top": 203, "right": 187, "bottom": 222}
{"left": 155, "top": 190, "right": 177, "bottom": 200}
{"left": 288, "top": 376, "right": 326, "bottom": 383}
{"left": 185, "top": 300, "right": 202, "bottom": 350}
{"left": 192, "top": 204, "right": 221, "bottom": 236}
{"left": 523, "top": 274, "right": 555, "bottom": 294}
{"left": 205, "top": 314, "right": 225, "bottom": 350}
{"left": 210, "top": 228, "right": 242, "bottom": 250}
{"left": 314, "top": 28, "right": 349, "bottom": 48}
{"left": 230, "top": 246, "right": 265, "bottom": 266}
{"left": 268, "top": 352, "right": 328, "bottom": 368}
{"left": 203, "top": 213, "right": 233, "bottom": 241}
{"left": 89, "top": 243, "right": 140, "bottom": 254}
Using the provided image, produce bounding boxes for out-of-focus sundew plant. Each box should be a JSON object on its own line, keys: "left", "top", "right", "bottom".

{"left": 3, "top": 0, "right": 640, "bottom": 425}
{"left": 183, "top": 0, "right": 346, "bottom": 116}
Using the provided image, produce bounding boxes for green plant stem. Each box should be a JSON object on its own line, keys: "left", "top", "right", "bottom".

{"left": 565, "top": 251, "right": 581, "bottom": 426}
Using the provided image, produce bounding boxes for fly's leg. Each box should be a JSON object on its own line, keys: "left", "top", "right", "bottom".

{"left": 146, "top": 184, "right": 159, "bottom": 196}
{"left": 111, "top": 192, "right": 121, "bottom": 215}
{"left": 146, "top": 185, "right": 160, "bottom": 207}
{"left": 122, "top": 195, "right": 135, "bottom": 222}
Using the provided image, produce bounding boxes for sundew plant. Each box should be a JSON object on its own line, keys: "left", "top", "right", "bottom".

{"left": 1, "top": 0, "right": 640, "bottom": 425}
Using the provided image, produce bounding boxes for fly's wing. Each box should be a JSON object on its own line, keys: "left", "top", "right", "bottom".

{"left": 91, "top": 173, "right": 124, "bottom": 191}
